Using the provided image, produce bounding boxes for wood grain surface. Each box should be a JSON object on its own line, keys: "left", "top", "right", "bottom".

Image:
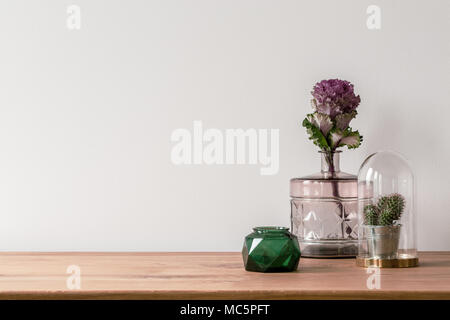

{"left": 0, "top": 251, "right": 449, "bottom": 299}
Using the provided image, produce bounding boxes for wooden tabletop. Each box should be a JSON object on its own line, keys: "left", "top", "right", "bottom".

{"left": 0, "top": 252, "right": 449, "bottom": 299}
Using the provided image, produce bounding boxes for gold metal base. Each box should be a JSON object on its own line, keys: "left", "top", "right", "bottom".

{"left": 356, "top": 257, "right": 419, "bottom": 268}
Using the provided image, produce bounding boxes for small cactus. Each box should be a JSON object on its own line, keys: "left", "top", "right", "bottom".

{"left": 364, "top": 193, "right": 406, "bottom": 226}
{"left": 379, "top": 193, "right": 405, "bottom": 220}
{"left": 379, "top": 208, "right": 397, "bottom": 226}
{"left": 364, "top": 204, "right": 379, "bottom": 225}
{"left": 376, "top": 196, "right": 390, "bottom": 212}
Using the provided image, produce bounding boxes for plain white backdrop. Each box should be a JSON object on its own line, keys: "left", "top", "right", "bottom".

{"left": 0, "top": 0, "right": 449, "bottom": 251}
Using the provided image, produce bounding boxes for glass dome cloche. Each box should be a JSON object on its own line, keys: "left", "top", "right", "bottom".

{"left": 356, "top": 151, "right": 418, "bottom": 268}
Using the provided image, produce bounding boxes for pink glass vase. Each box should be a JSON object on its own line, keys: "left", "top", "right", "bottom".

{"left": 290, "top": 151, "right": 358, "bottom": 258}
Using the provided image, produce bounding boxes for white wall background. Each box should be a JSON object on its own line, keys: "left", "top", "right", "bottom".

{"left": 0, "top": 0, "right": 449, "bottom": 251}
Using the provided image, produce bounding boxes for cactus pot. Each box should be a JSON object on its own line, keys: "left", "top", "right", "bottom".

{"left": 363, "top": 225, "right": 401, "bottom": 259}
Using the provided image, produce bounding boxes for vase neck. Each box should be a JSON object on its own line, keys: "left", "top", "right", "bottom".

{"left": 320, "top": 151, "right": 341, "bottom": 174}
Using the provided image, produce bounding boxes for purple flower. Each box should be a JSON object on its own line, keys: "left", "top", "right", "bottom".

{"left": 311, "top": 79, "right": 361, "bottom": 119}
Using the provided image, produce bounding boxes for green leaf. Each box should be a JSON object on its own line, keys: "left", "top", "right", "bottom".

{"left": 335, "top": 111, "right": 357, "bottom": 130}
{"left": 330, "top": 127, "right": 362, "bottom": 150}
{"left": 342, "top": 129, "right": 362, "bottom": 149}
{"left": 329, "top": 129, "right": 343, "bottom": 149}
{"left": 307, "top": 112, "right": 333, "bottom": 136}
{"left": 302, "top": 117, "right": 330, "bottom": 151}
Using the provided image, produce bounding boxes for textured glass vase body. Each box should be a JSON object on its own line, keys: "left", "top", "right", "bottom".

{"left": 242, "top": 227, "right": 300, "bottom": 272}
{"left": 290, "top": 152, "right": 358, "bottom": 258}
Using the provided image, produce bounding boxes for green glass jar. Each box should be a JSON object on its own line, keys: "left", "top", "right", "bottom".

{"left": 242, "top": 226, "right": 301, "bottom": 272}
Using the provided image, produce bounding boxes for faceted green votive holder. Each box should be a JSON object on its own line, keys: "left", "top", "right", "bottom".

{"left": 242, "top": 226, "right": 301, "bottom": 272}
